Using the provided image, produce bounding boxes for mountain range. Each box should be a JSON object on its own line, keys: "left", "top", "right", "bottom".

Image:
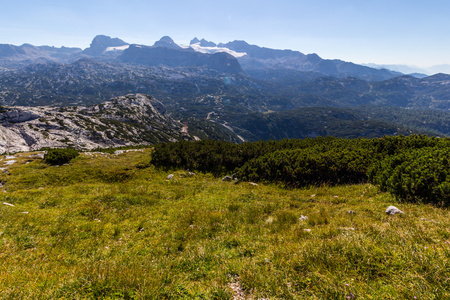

{"left": 0, "top": 35, "right": 403, "bottom": 80}
{"left": 364, "top": 63, "right": 450, "bottom": 77}
{"left": 0, "top": 35, "right": 449, "bottom": 150}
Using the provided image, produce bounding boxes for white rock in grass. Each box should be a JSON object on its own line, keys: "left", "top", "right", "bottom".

{"left": 299, "top": 215, "right": 308, "bottom": 221}
{"left": 167, "top": 174, "right": 174, "bottom": 180}
{"left": 2, "top": 202, "right": 14, "bottom": 207}
{"left": 386, "top": 206, "right": 404, "bottom": 215}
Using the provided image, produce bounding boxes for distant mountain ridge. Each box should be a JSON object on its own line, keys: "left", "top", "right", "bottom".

{"left": 364, "top": 63, "right": 450, "bottom": 77}
{"left": 0, "top": 35, "right": 403, "bottom": 80}
{"left": 0, "top": 57, "right": 449, "bottom": 110}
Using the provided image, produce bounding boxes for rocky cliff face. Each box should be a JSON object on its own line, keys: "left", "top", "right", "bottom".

{"left": 0, "top": 94, "right": 190, "bottom": 153}
{"left": 83, "top": 35, "right": 128, "bottom": 56}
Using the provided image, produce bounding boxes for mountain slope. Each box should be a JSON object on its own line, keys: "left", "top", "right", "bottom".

{"left": 218, "top": 107, "right": 436, "bottom": 141}
{"left": 0, "top": 94, "right": 192, "bottom": 153}
{"left": 219, "top": 40, "right": 401, "bottom": 81}
{"left": 118, "top": 45, "right": 243, "bottom": 73}
{"left": 0, "top": 43, "right": 82, "bottom": 67}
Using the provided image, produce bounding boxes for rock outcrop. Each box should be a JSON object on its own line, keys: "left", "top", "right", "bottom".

{"left": 0, "top": 94, "right": 190, "bottom": 153}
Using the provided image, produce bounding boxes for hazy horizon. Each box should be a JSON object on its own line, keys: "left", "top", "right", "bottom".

{"left": 2, "top": 0, "right": 450, "bottom": 70}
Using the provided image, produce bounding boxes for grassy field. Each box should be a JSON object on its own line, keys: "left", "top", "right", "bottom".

{"left": 0, "top": 150, "right": 449, "bottom": 299}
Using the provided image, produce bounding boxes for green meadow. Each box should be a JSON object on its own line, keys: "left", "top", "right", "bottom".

{"left": 0, "top": 147, "right": 448, "bottom": 299}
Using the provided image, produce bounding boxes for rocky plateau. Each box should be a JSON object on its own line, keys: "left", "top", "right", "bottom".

{"left": 0, "top": 94, "right": 190, "bottom": 153}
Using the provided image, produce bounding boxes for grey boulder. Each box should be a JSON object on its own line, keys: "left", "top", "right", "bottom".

{"left": 385, "top": 206, "right": 404, "bottom": 215}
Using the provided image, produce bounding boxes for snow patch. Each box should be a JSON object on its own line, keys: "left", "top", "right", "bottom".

{"left": 105, "top": 45, "right": 130, "bottom": 52}
{"left": 188, "top": 43, "right": 247, "bottom": 58}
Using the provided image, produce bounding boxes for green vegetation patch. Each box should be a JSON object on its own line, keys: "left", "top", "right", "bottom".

{"left": 43, "top": 148, "right": 79, "bottom": 165}
{"left": 0, "top": 149, "right": 448, "bottom": 299}
{"left": 152, "top": 135, "right": 449, "bottom": 204}
{"left": 370, "top": 147, "right": 450, "bottom": 205}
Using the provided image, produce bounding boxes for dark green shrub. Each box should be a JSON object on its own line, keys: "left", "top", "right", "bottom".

{"left": 44, "top": 148, "right": 79, "bottom": 165}
{"left": 369, "top": 147, "right": 449, "bottom": 205}
{"left": 151, "top": 136, "right": 450, "bottom": 198}
{"left": 236, "top": 147, "right": 373, "bottom": 187}
{"left": 151, "top": 137, "right": 357, "bottom": 175}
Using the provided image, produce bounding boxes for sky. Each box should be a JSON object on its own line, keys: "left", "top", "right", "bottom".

{"left": 1, "top": 0, "right": 450, "bottom": 68}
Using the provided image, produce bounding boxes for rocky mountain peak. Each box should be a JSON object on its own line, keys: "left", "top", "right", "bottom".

{"left": 190, "top": 38, "right": 216, "bottom": 47}
{"left": 190, "top": 37, "right": 200, "bottom": 45}
{"left": 153, "top": 36, "right": 181, "bottom": 49}
{"left": 83, "top": 35, "right": 128, "bottom": 56}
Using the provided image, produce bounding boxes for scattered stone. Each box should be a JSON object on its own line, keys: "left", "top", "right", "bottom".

{"left": 265, "top": 216, "right": 274, "bottom": 224}
{"left": 339, "top": 227, "right": 355, "bottom": 231}
{"left": 114, "top": 150, "right": 125, "bottom": 155}
{"left": 94, "top": 218, "right": 101, "bottom": 222}
{"left": 35, "top": 153, "right": 45, "bottom": 159}
{"left": 4, "top": 160, "right": 16, "bottom": 166}
{"left": 187, "top": 171, "right": 196, "bottom": 176}
{"left": 386, "top": 206, "right": 404, "bottom": 215}
{"left": 299, "top": 215, "right": 309, "bottom": 221}
{"left": 222, "top": 175, "right": 233, "bottom": 181}
{"left": 21, "top": 212, "right": 29, "bottom": 214}
{"left": 303, "top": 229, "right": 312, "bottom": 232}
{"left": 27, "top": 153, "right": 45, "bottom": 159}
{"left": 228, "top": 276, "right": 245, "bottom": 300}
{"left": 333, "top": 195, "right": 339, "bottom": 198}
{"left": 310, "top": 194, "right": 316, "bottom": 198}
{"left": 2, "top": 202, "right": 14, "bottom": 207}
{"left": 249, "top": 182, "right": 258, "bottom": 186}
{"left": 167, "top": 174, "right": 174, "bottom": 180}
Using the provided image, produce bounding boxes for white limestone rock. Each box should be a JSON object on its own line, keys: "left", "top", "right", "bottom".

{"left": 385, "top": 206, "right": 404, "bottom": 215}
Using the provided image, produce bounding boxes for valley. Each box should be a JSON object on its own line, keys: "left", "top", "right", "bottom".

{"left": 0, "top": 35, "right": 449, "bottom": 151}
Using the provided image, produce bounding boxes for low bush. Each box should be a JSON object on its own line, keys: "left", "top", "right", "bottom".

{"left": 236, "top": 147, "right": 372, "bottom": 187}
{"left": 369, "top": 147, "right": 450, "bottom": 205}
{"left": 151, "top": 135, "right": 450, "bottom": 204}
{"left": 44, "top": 148, "right": 80, "bottom": 165}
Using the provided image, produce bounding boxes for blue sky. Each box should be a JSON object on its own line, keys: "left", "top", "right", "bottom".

{"left": 1, "top": 0, "right": 450, "bottom": 67}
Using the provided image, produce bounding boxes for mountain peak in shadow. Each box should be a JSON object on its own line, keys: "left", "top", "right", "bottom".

{"left": 153, "top": 36, "right": 181, "bottom": 49}
{"left": 83, "top": 35, "right": 128, "bottom": 56}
